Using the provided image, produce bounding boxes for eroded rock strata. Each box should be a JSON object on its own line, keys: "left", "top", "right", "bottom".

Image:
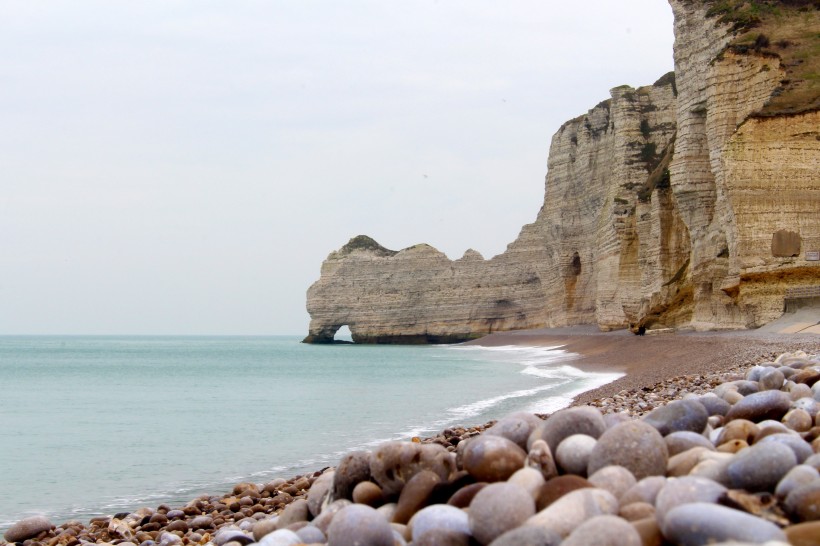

{"left": 305, "top": 0, "right": 820, "bottom": 344}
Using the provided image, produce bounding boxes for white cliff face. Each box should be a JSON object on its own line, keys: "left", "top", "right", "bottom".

{"left": 304, "top": 1, "right": 820, "bottom": 343}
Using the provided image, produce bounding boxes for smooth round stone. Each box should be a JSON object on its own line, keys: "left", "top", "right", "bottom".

{"left": 190, "top": 515, "right": 214, "bottom": 529}
{"left": 587, "top": 465, "right": 636, "bottom": 500}
{"left": 727, "top": 441, "right": 797, "bottom": 492}
{"left": 488, "top": 525, "right": 562, "bottom": 546}
{"left": 725, "top": 390, "right": 792, "bottom": 422}
{"left": 312, "top": 499, "right": 352, "bottom": 535}
{"left": 214, "top": 529, "right": 253, "bottom": 546}
{"left": 525, "top": 488, "right": 618, "bottom": 538}
{"left": 408, "top": 505, "right": 470, "bottom": 542}
{"left": 760, "top": 368, "right": 786, "bottom": 390}
{"left": 793, "top": 397, "right": 819, "bottom": 417}
{"left": 618, "top": 501, "right": 655, "bottom": 521}
{"left": 530, "top": 406, "right": 606, "bottom": 452}
{"left": 603, "top": 412, "right": 632, "bottom": 429}
{"left": 561, "top": 515, "right": 641, "bottom": 546}
{"left": 643, "top": 399, "right": 708, "bottom": 436}
{"left": 252, "top": 517, "right": 279, "bottom": 541}
{"left": 785, "top": 521, "right": 820, "bottom": 545}
{"left": 306, "top": 471, "right": 335, "bottom": 517}
{"left": 716, "top": 419, "right": 759, "bottom": 445}
{"left": 4, "top": 516, "right": 53, "bottom": 542}
{"left": 662, "top": 502, "right": 786, "bottom": 545}
{"left": 332, "top": 451, "right": 372, "bottom": 501}
{"left": 277, "top": 499, "right": 309, "bottom": 528}
{"left": 687, "top": 452, "right": 734, "bottom": 486}
{"left": 468, "top": 482, "right": 535, "bottom": 544}
{"left": 655, "top": 476, "right": 727, "bottom": 524}
{"left": 758, "top": 432, "right": 813, "bottom": 463}
{"left": 668, "top": 446, "right": 712, "bottom": 477}
{"left": 587, "top": 420, "right": 668, "bottom": 480}
{"left": 620, "top": 476, "right": 667, "bottom": 506}
{"left": 295, "top": 525, "right": 325, "bottom": 544}
{"left": 785, "top": 479, "right": 820, "bottom": 522}
{"left": 352, "top": 481, "right": 384, "bottom": 507}
{"left": 745, "top": 366, "right": 768, "bottom": 382}
{"left": 370, "top": 442, "right": 454, "bottom": 496}
{"left": 555, "top": 434, "right": 596, "bottom": 475}
{"left": 507, "top": 467, "right": 546, "bottom": 500}
{"left": 526, "top": 439, "right": 558, "bottom": 480}
{"left": 256, "top": 529, "right": 301, "bottom": 546}
{"left": 776, "top": 464, "right": 820, "bottom": 498}
{"left": 413, "top": 529, "right": 467, "bottom": 546}
{"left": 486, "top": 413, "right": 541, "bottom": 450}
{"left": 447, "top": 483, "right": 486, "bottom": 509}
{"left": 461, "top": 435, "right": 526, "bottom": 482}
{"left": 696, "top": 394, "right": 731, "bottom": 416}
{"left": 392, "top": 470, "right": 440, "bottom": 524}
{"left": 790, "top": 384, "right": 815, "bottom": 402}
{"left": 376, "top": 502, "right": 396, "bottom": 522}
{"left": 806, "top": 453, "right": 820, "bottom": 470}
{"left": 536, "top": 475, "right": 592, "bottom": 511}
{"left": 716, "top": 439, "right": 748, "bottom": 453}
{"left": 665, "top": 431, "right": 715, "bottom": 457}
{"left": 327, "top": 504, "right": 394, "bottom": 546}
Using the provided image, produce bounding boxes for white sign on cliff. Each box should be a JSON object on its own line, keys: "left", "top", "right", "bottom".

{"left": 806, "top": 251, "right": 820, "bottom": 261}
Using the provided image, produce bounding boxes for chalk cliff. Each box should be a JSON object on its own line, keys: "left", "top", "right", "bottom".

{"left": 304, "top": 0, "right": 820, "bottom": 344}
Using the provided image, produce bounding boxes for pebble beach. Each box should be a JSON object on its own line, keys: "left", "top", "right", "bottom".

{"left": 4, "top": 330, "right": 820, "bottom": 546}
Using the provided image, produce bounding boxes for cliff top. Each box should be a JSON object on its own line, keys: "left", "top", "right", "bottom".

{"left": 336, "top": 235, "right": 398, "bottom": 257}
{"left": 705, "top": 0, "right": 820, "bottom": 116}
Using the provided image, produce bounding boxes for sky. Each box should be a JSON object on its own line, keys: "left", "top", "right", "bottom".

{"left": 0, "top": 1, "right": 675, "bottom": 335}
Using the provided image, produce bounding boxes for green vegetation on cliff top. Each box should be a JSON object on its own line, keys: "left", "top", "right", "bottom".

{"left": 704, "top": 0, "right": 820, "bottom": 115}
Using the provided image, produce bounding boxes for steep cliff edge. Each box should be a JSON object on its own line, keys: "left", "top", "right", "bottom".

{"left": 304, "top": 0, "right": 819, "bottom": 344}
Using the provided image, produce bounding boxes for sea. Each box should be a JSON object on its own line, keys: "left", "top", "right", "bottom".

{"left": 0, "top": 335, "right": 622, "bottom": 532}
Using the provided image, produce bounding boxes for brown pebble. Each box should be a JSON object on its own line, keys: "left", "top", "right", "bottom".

{"left": 352, "top": 481, "right": 384, "bottom": 507}
{"left": 717, "top": 419, "right": 759, "bottom": 444}
{"left": 785, "top": 520, "right": 820, "bottom": 545}
{"left": 447, "top": 483, "right": 486, "bottom": 508}
{"left": 631, "top": 516, "right": 663, "bottom": 546}
{"left": 537, "top": 475, "right": 593, "bottom": 511}
{"left": 619, "top": 502, "right": 655, "bottom": 521}
{"left": 392, "top": 471, "right": 440, "bottom": 524}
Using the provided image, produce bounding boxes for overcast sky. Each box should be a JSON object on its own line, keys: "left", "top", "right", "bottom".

{"left": 1, "top": 1, "right": 675, "bottom": 335}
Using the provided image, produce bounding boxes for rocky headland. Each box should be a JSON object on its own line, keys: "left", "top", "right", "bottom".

{"left": 304, "top": 0, "right": 820, "bottom": 344}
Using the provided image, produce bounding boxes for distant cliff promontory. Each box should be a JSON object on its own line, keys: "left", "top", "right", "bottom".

{"left": 304, "top": 0, "right": 820, "bottom": 343}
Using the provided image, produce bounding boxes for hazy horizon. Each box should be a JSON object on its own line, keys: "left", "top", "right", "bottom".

{"left": 1, "top": 1, "right": 675, "bottom": 335}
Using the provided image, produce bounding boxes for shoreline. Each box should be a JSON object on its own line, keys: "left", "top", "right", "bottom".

{"left": 5, "top": 329, "right": 820, "bottom": 543}
{"left": 465, "top": 326, "right": 820, "bottom": 406}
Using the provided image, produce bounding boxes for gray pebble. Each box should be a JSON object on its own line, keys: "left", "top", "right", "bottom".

{"left": 530, "top": 406, "right": 606, "bottom": 452}
{"left": 488, "top": 525, "right": 561, "bottom": 546}
{"left": 776, "top": 464, "right": 820, "bottom": 498}
{"left": 726, "top": 441, "right": 797, "bottom": 492}
{"left": 332, "top": 451, "right": 371, "bottom": 501}
{"left": 665, "top": 431, "right": 715, "bottom": 456}
{"left": 757, "top": 432, "right": 813, "bottom": 463}
{"left": 257, "top": 529, "right": 302, "bottom": 546}
{"left": 561, "top": 515, "right": 641, "bottom": 546}
{"left": 620, "top": 476, "right": 667, "bottom": 506}
{"left": 643, "top": 399, "right": 708, "bottom": 436}
{"left": 662, "top": 502, "right": 786, "bottom": 545}
{"left": 725, "top": 390, "right": 792, "bottom": 422}
{"left": 3, "top": 516, "right": 53, "bottom": 543}
{"left": 555, "top": 434, "right": 597, "bottom": 476}
{"left": 408, "top": 504, "right": 470, "bottom": 543}
{"left": 468, "top": 482, "right": 535, "bottom": 545}
{"left": 327, "top": 504, "right": 394, "bottom": 546}
{"left": 587, "top": 420, "right": 668, "bottom": 480}
{"left": 655, "top": 476, "right": 727, "bottom": 524}
{"left": 588, "top": 465, "right": 636, "bottom": 500}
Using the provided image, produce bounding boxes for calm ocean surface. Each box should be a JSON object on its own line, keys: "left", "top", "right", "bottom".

{"left": 0, "top": 336, "right": 621, "bottom": 531}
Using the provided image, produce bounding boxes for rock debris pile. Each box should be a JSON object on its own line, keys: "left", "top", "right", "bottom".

{"left": 4, "top": 350, "right": 820, "bottom": 545}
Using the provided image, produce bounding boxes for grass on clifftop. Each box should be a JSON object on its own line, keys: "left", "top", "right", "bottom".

{"left": 705, "top": 0, "right": 820, "bottom": 115}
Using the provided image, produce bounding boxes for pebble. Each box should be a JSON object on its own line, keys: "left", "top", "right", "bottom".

{"left": 696, "top": 394, "right": 730, "bottom": 416}
{"left": 295, "top": 525, "right": 325, "bottom": 544}
{"left": 326, "top": 504, "right": 394, "bottom": 546}
{"left": 661, "top": 502, "right": 787, "bottom": 545}
{"left": 461, "top": 435, "right": 526, "bottom": 482}
{"left": 525, "top": 439, "right": 557, "bottom": 480}
{"left": 392, "top": 470, "right": 440, "bottom": 524}
{"left": 726, "top": 441, "right": 797, "bottom": 491}
{"left": 531, "top": 406, "right": 606, "bottom": 452}
{"left": 620, "top": 476, "right": 666, "bottom": 506}
{"left": 332, "top": 451, "right": 371, "bottom": 501}
{"left": 760, "top": 368, "right": 786, "bottom": 390}
{"left": 485, "top": 413, "right": 540, "bottom": 450}
{"left": 407, "top": 505, "right": 470, "bottom": 543}
{"left": 619, "top": 501, "right": 656, "bottom": 521}
{"left": 256, "top": 529, "right": 301, "bottom": 546}
{"left": 306, "top": 471, "right": 334, "bottom": 517}
{"left": 665, "top": 430, "right": 715, "bottom": 456}
{"left": 525, "top": 487, "right": 618, "bottom": 537}
{"left": 784, "top": 521, "right": 820, "bottom": 545}
{"left": 4, "top": 516, "right": 53, "bottom": 542}
{"left": 554, "top": 434, "right": 596, "bottom": 475}
{"left": 776, "top": 464, "right": 820, "bottom": 499}
{"left": 561, "top": 515, "right": 642, "bottom": 546}
{"left": 351, "top": 480, "right": 384, "bottom": 507}
{"left": 468, "top": 482, "right": 534, "bottom": 544}
{"left": 785, "top": 479, "right": 820, "bottom": 522}
{"left": 587, "top": 465, "right": 636, "bottom": 500}
{"left": 370, "top": 442, "right": 454, "bottom": 496}
{"left": 643, "top": 399, "right": 708, "bottom": 436}
{"left": 725, "top": 390, "right": 792, "bottom": 422}
{"left": 757, "top": 432, "right": 813, "bottom": 463}
{"left": 587, "top": 420, "right": 668, "bottom": 479}
{"left": 507, "top": 467, "right": 546, "bottom": 501}
{"left": 487, "top": 525, "right": 561, "bottom": 546}
{"left": 654, "top": 476, "right": 727, "bottom": 524}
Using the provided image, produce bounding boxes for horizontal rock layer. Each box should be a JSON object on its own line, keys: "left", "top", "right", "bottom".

{"left": 304, "top": 0, "right": 820, "bottom": 343}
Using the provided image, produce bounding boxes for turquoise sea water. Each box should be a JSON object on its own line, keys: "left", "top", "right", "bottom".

{"left": 0, "top": 336, "right": 621, "bottom": 532}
